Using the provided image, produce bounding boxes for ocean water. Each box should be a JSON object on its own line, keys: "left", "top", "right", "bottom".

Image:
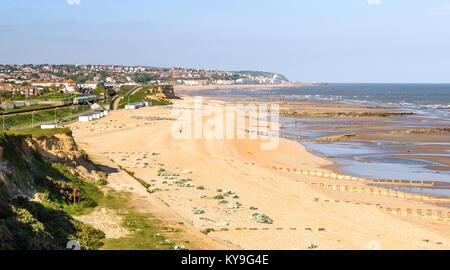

{"left": 195, "top": 83, "right": 450, "bottom": 119}
{"left": 193, "top": 83, "right": 450, "bottom": 195}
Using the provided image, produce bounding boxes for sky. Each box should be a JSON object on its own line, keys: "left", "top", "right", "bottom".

{"left": 1, "top": 0, "right": 450, "bottom": 83}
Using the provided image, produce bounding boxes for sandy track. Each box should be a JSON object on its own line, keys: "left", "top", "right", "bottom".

{"left": 69, "top": 97, "right": 450, "bottom": 250}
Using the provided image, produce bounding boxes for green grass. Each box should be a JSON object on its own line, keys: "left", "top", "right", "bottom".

{"left": 117, "top": 86, "right": 172, "bottom": 109}
{"left": 0, "top": 103, "right": 60, "bottom": 114}
{"left": 0, "top": 134, "right": 106, "bottom": 250}
{"left": 117, "top": 85, "right": 138, "bottom": 97}
{"left": 6, "top": 127, "right": 71, "bottom": 138}
{"left": 100, "top": 191, "right": 174, "bottom": 250}
{"left": 1, "top": 105, "right": 90, "bottom": 129}
{"left": 12, "top": 92, "right": 79, "bottom": 101}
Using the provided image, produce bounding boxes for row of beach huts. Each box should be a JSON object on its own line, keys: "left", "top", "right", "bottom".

{"left": 124, "top": 101, "right": 151, "bottom": 110}
{"left": 78, "top": 110, "right": 110, "bottom": 122}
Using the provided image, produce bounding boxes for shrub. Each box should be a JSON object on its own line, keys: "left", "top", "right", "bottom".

{"left": 97, "top": 179, "right": 108, "bottom": 186}
{"left": 226, "top": 202, "right": 242, "bottom": 209}
{"left": 249, "top": 213, "right": 273, "bottom": 224}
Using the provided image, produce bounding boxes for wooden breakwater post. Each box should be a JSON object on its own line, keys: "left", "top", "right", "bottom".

{"left": 417, "top": 209, "right": 422, "bottom": 217}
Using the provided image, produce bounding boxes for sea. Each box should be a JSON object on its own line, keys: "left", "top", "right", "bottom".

{"left": 193, "top": 83, "right": 450, "bottom": 196}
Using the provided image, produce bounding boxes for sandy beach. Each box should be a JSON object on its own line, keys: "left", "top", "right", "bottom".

{"left": 67, "top": 95, "right": 450, "bottom": 250}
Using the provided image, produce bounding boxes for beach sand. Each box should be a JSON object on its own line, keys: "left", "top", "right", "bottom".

{"left": 68, "top": 96, "right": 450, "bottom": 250}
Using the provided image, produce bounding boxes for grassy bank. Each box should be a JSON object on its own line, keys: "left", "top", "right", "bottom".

{"left": 6, "top": 127, "right": 71, "bottom": 138}
{"left": 12, "top": 92, "right": 79, "bottom": 102}
{"left": 117, "top": 86, "right": 172, "bottom": 109}
{"left": 0, "top": 133, "right": 106, "bottom": 250}
{"left": 0, "top": 103, "right": 60, "bottom": 114}
{"left": 1, "top": 105, "right": 90, "bottom": 130}
{"left": 99, "top": 190, "right": 177, "bottom": 250}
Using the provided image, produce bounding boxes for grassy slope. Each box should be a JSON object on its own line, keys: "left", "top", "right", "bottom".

{"left": 6, "top": 128, "right": 71, "bottom": 138}
{"left": 0, "top": 131, "right": 180, "bottom": 250}
{"left": 0, "top": 133, "right": 105, "bottom": 250}
{"left": 117, "top": 86, "right": 172, "bottom": 109}
{"left": 1, "top": 106, "right": 90, "bottom": 129}
{"left": 99, "top": 190, "right": 175, "bottom": 250}
{"left": 12, "top": 92, "right": 79, "bottom": 101}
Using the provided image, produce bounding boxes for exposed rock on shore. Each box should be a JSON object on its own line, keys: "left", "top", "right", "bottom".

{"left": 314, "top": 134, "right": 357, "bottom": 143}
{"left": 391, "top": 127, "right": 450, "bottom": 134}
{"left": 281, "top": 110, "right": 414, "bottom": 118}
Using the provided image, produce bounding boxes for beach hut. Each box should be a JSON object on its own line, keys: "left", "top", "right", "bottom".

{"left": 103, "top": 110, "right": 109, "bottom": 116}
{"left": 41, "top": 124, "right": 58, "bottom": 129}
{"left": 79, "top": 116, "right": 90, "bottom": 122}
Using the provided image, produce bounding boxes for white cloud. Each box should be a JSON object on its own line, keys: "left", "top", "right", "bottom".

{"left": 67, "top": 0, "right": 81, "bottom": 5}
{"left": 367, "top": 0, "right": 381, "bottom": 5}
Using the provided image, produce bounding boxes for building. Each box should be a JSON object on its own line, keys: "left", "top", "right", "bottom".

{"left": 19, "top": 86, "right": 43, "bottom": 97}
{"left": 31, "top": 80, "right": 79, "bottom": 92}
{"left": 81, "top": 80, "right": 98, "bottom": 89}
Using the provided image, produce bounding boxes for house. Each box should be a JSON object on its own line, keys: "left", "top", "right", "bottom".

{"left": 81, "top": 80, "right": 98, "bottom": 89}
{"left": 19, "top": 86, "right": 43, "bottom": 97}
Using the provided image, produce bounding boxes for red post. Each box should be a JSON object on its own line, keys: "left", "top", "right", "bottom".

{"left": 74, "top": 189, "right": 77, "bottom": 204}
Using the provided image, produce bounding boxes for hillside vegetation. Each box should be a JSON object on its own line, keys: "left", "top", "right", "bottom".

{"left": 0, "top": 132, "right": 106, "bottom": 250}
{"left": 117, "top": 85, "right": 173, "bottom": 109}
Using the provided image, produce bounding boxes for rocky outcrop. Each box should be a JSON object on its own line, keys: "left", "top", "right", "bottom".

{"left": 147, "top": 85, "right": 176, "bottom": 99}
{"left": 390, "top": 127, "right": 450, "bottom": 134}
{"left": 281, "top": 110, "right": 414, "bottom": 118}
{"left": 314, "top": 134, "right": 357, "bottom": 143}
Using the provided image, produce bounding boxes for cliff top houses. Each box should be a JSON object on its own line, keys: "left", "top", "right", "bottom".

{"left": 0, "top": 64, "right": 290, "bottom": 93}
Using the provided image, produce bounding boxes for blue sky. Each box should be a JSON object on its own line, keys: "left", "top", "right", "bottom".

{"left": 1, "top": 0, "right": 450, "bottom": 83}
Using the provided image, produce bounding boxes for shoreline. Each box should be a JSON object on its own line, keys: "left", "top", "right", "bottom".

{"left": 180, "top": 95, "right": 450, "bottom": 196}
{"left": 174, "top": 82, "right": 318, "bottom": 92}
{"left": 68, "top": 97, "right": 450, "bottom": 250}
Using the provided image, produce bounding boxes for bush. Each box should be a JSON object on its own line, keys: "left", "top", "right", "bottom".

{"left": 97, "top": 179, "right": 108, "bottom": 186}
{"left": 249, "top": 213, "right": 273, "bottom": 224}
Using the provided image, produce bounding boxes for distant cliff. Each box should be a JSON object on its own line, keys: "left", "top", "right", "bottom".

{"left": 148, "top": 85, "right": 176, "bottom": 99}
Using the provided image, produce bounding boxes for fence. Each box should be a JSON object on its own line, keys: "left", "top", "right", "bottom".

{"left": 311, "top": 182, "right": 450, "bottom": 203}
{"left": 3, "top": 109, "right": 94, "bottom": 131}
{"left": 271, "top": 166, "right": 439, "bottom": 189}
{"left": 313, "top": 197, "right": 450, "bottom": 223}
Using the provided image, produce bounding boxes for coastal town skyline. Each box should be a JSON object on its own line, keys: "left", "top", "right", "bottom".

{"left": 2, "top": 0, "right": 450, "bottom": 83}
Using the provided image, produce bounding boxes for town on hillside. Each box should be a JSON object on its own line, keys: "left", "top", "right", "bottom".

{"left": 0, "top": 64, "right": 289, "bottom": 99}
